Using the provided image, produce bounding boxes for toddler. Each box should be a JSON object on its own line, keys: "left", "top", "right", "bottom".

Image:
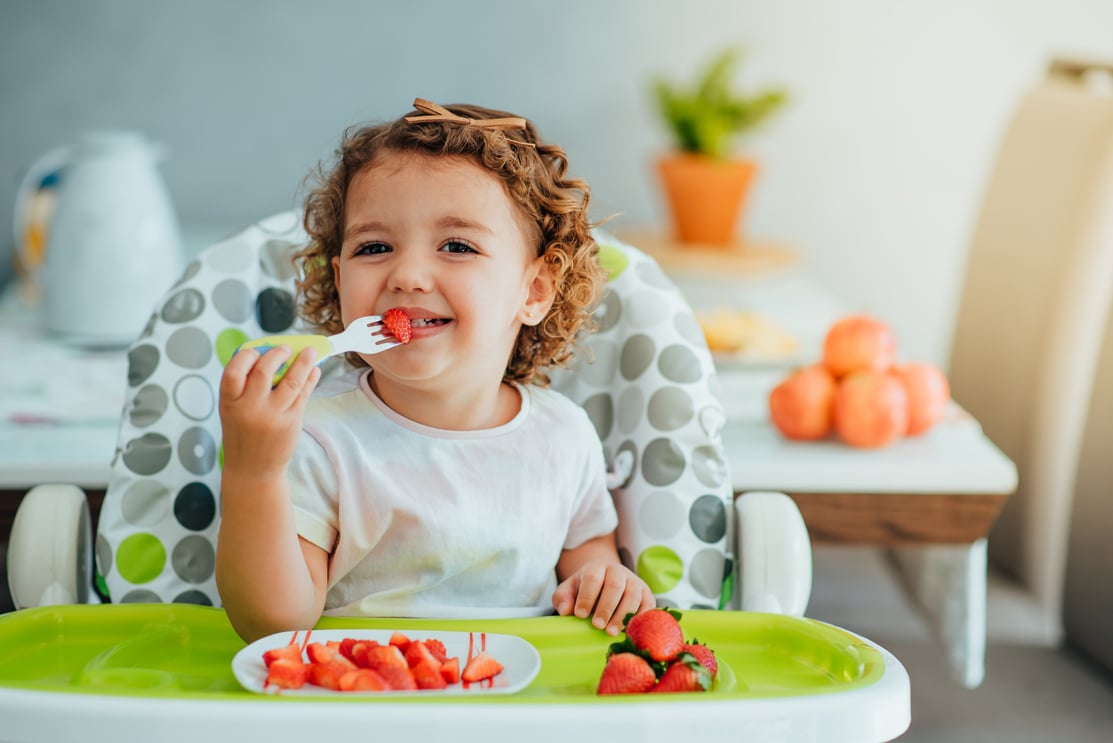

{"left": 216, "top": 98, "right": 654, "bottom": 643}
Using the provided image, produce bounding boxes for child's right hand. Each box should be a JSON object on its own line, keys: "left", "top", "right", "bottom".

{"left": 218, "top": 345, "right": 321, "bottom": 476}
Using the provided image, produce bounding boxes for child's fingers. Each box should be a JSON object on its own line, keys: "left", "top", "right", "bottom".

{"left": 571, "top": 565, "right": 605, "bottom": 621}
{"left": 603, "top": 585, "right": 646, "bottom": 636}
{"left": 552, "top": 577, "right": 577, "bottom": 616}
{"left": 590, "top": 573, "right": 631, "bottom": 634}
{"left": 271, "top": 347, "right": 319, "bottom": 407}
{"left": 244, "top": 346, "right": 293, "bottom": 393}
{"left": 219, "top": 348, "right": 260, "bottom": 400}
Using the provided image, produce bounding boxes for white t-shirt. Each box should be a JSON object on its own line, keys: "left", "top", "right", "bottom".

{"left": 288, "top": 368, "right": 618, "bottom": 619}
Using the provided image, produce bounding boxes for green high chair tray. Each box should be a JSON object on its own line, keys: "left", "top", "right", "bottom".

{"left": 0, "top": 604, "right": 909, "bottom": 742}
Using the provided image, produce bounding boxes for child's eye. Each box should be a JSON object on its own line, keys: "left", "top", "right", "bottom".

{"left": 353, "top": 242, "right": 390, "bottom": 256}
{"left": 440, "top": 239, "right": 478, "bottom": 255}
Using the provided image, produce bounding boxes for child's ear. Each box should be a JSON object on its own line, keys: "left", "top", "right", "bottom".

{"left": 520, "top": 257, "right": 557, "bottom": 326}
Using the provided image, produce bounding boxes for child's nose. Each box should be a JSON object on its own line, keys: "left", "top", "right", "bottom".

{"left": 387, "top": 250, "right": 433, "bottom": 293}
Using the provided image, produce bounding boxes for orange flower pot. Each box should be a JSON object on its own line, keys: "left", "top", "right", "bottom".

{"left": 657, "top": 154, "right": 758, "bottom": 247}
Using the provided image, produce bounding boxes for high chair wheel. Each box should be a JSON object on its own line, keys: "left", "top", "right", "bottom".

{"left": 7, "top": 484, "right": 92, "bottom": 608}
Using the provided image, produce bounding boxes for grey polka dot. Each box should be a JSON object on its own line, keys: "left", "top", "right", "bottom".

{"left": 642, "top": 437, "right": 685, "bottom": 487}
{"left": 674, "top": 310, "right": 703, "bottom": 344}
{"left": 174, "top": 482, "right": 216, "bottom": 531}
{"left": 120, "top": 480, "right": 172, "bottom": 526}
{"left": 128, "top": 344, "right": 160, "bottom": 387}
{"left": 691, "top": 444, "right": 728, "bottom": 489}
{"left": 120, "top": 589, "right": 162, "bottom": 603}
{"left": 212, "top": 279, "right": 253, "bottom": 323}
{"left": 95, "top": 532, "right": 113, "bottom": 575}
{"left": 138, "top": 313, "right": 157, "bottom": 340}
{"left": 160, "top": 288, "right": 205, "bottom": 324}
{"left": 121, "top": 432, "right": 173, "bottom": 476}
{"left": 635, "top": 260, "right": 675, "bottom": 291}
{"left": 620, "top": 334, "right": 656, "bottom": 381}
{"left": 260, "top": 240, "right": 299, "bottom": 280}
{"left": 699, "top": 405, "right": 726, "bottom": 440}
{"left": 658, "top": 344, "right": 703, "bottom": 384}
{"left": 257, "top": 287, "right": 296, "bottom": 333}
{"left": 172, "top": 535, "right": 215, "bottom": 583}
{"left": 207, "top": 241, "right": 254, "bottom": 272}
{"left": 639, "top": 491, "right": 686, "bottom": 540}
{"left": 581, "top": 393, "right": 614, "bottom": 440}
{"left": 594, "top": 292, "right": 622, "bottom": 333}
{"left": 166, "top": 327, "right": 213, "bottom": 369}
{"left": 128, "top": 384, "right": 169, "bottom": 428}
{"left": 690, "top": 548, "right": 727, "bottom": 600}
{"left": 173, "top": 375, "right": 215, "bottom": 421}
{"left": 614, "top": 440, "right": 639, "bottom": 490}
{"left": 623, "top": 289, "right": 671, "bottom": 329}
{"left": 171, "top": 260, "right": 202, "bottom": 288}
{"left": 617, "top": 386, "right": 645, "bottom": 435}
{"left": 178, "top": 426, "right": 217, "bottom": 476}
{"left": 173, "top": 590, "right": 213, "bottom": 606}
{"left": 689, "top": 494, "right": 728, "bottom": 543}
{"left": 581, "top": 338, "right": 618, "bottom": 386}
{"left": 647, "top": 386, "right": 695, "bottom": 431}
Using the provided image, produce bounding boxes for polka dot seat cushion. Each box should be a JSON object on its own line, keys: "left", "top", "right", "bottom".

{"left": 95, "top": 215, "right": 733, "bottom": 610}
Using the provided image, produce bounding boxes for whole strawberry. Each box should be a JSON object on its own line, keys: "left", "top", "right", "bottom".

{"left": 596, "top": 652, "right": 657, "bottom": 695}
{"left": 625, "top": 608, "right": 684, "bottom": 663}
{"left": 680, "top": 640, "right": 718, "bottom": 679}
{"left": 652, "top": 653, "right": 711, "bottom": 693}
{"left": 382, "top": 308, "right": 412, "bottom": 344}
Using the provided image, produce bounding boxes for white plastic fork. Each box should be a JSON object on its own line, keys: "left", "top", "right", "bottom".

{"left": 237, "top": 314, "right": 402, "bottom": 383}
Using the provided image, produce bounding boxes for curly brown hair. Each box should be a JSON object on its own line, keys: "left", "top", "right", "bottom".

{"left": 294, "top": 100, "right": 605, "bottom": 386}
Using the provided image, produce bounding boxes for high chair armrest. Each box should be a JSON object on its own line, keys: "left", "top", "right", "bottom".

{"left": 735, "top": 491, "right": 812, "bottom": 615}
{"left": 7, "top": 484, "right": 93, "bottom": 609}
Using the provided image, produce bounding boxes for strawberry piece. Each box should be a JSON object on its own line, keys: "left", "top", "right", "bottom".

{"left": 382, "top": 308, "right": 412, "bottom": 344}
{"left": 652, "top": 654, "right": 711, "bottom": 693}
{"left": 350, "top": 640, "right": 381, "bottom": 668}
{"left": 404, "top": 640, "right": 439, "bottom": 669}
{"left": 423, "top": 638, "right": 449, "bottom": 663}
{"left": 625, "top": 608, "right": 684, "bottom": 662}
{"left": 376, "top": 664, "right": 418, "bottom": 691}
{"left": 337, "top": 637, "right": 361, "bottom": 664}
{"left": 388, "top": 631, "right": 412, "bottom": 653}
{"left": 338, "top": 668, "right": 390, "bottom": 692}
{"left": 412, "top": 657, "right": 448, "bottom": 690}
{"left": 262, "top": 643, "right": 303, "bottom": 669}
{"left": 265, "top": 658, "right": 308, "bottom": 690}
{"left": 308, "top": 659, "right": 356, "bottom": 691}
{"left": 305, "top": 642, "right": 336, "bottom": 665}
{"left": 461, "top": 651, "right": 504, "bottom": 683}
{"left": 440, "top": 656, "right": 460, "bottom": 684}
{"left": 362, "top": 644, "right": 409, "bottom": 674}
{"left": 680, "top": 641, "right": 718, "bottom": 679}
{"left": 596, "top": 652, "right": 656, "bottom": 695}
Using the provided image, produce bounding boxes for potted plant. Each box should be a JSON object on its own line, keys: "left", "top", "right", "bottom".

{"left": 653, "top": 47, "right": 788, "bottom": 247}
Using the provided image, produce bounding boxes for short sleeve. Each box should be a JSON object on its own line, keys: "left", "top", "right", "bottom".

{"left": 288, "top": 430, "right": 341, "bottom": 551}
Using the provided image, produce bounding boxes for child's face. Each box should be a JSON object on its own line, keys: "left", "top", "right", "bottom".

{"left": 332, "top": 151, "right": 553, "bottom": 393}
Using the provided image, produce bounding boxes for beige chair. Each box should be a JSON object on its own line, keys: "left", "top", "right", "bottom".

{"left": 896, "top": 58, "right": 1113, "bottom": 651}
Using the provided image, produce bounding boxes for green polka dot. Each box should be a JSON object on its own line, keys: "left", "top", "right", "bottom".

{"left": 215, "top": 328, "right": 250, "bottom": 366}
{"left": 597, "top": 243, "right": 629, "bottom": 281}
{"left": 636, "top": 545, "right": 683, "bottom": 594}
{"left": 115, "top": 533, "right": 166, "bottom": 585}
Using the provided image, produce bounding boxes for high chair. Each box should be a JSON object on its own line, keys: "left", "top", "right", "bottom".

{"left": 2, "top": 212, "right": 909, "bottom": 742}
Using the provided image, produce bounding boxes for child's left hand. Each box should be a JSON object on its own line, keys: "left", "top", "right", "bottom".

{"left": 553, "top": 561, "right": 656, "bottom": 636}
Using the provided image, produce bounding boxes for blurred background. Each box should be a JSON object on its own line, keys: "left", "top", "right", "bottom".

{"left": 4, "top": 0, "right": 1113, "bottom": 366}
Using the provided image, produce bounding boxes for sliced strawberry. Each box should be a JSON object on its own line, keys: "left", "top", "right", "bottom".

{"left": 337, "top": 637, "right": 360, "bottom": 664}
{"left": 305, "top": 642, "right": 336, "bottom": 665}
{"left": 338, "top": 668, "right": 390, "bottom": 692}
{"left": 362, "top": 644, "right": 409, "bottom": 674}
{"left": 404, "top": 640, "right": 439, "bottom": 669}
{"left": 439, "top": 656, "right": 460, "bottom": 684}
{"left": 388, "top": 631, "right": 412, "bottom": 653}
{"left": 382, "top": 308, "right": 412, "bottom": 344}
{"left": 652, "top": 653, "right": 711, "bottom": 693}
{"left": 350, "top": 640, "right": 381, "bottom": 668}
{"left": 262, "top": 643, "right": 303, "bottom": 669}
{"left": 423, "top": 638, "right": 449, "bottom": 663}
{"left": 412, "top": 657, "right": 448, "bottom": 690}
{"left": 625, "top": 608, "right": 684, "bottom": 662}
{"left": 680, "top": 640, "right": 718, "bottom": 679}
{"left": 265, "top": 658, "right": 308, "bottom": 690}
{"left": 461, "top": 651, "right": 504, "bottom": 683}
{"left": 376, "top": 664, "right": 418, "bottom": 691}
{"left": 307, "top": 659, "right": 355, "bottom": 691}
{"left": 596, "top": 652, "right": 656, "bottom": 695}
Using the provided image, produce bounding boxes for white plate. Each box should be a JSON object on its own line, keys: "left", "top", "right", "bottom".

{"left": 232, "top": 628, "right": 541, "bottom": 697}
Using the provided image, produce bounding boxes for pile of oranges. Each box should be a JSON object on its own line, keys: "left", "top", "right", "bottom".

{"left": 768, "top": 315, "right": 950, "bottom": 448}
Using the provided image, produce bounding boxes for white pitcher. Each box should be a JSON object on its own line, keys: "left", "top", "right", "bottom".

{"left": 32, "top": 130, "right": 184, "bottom": 347}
